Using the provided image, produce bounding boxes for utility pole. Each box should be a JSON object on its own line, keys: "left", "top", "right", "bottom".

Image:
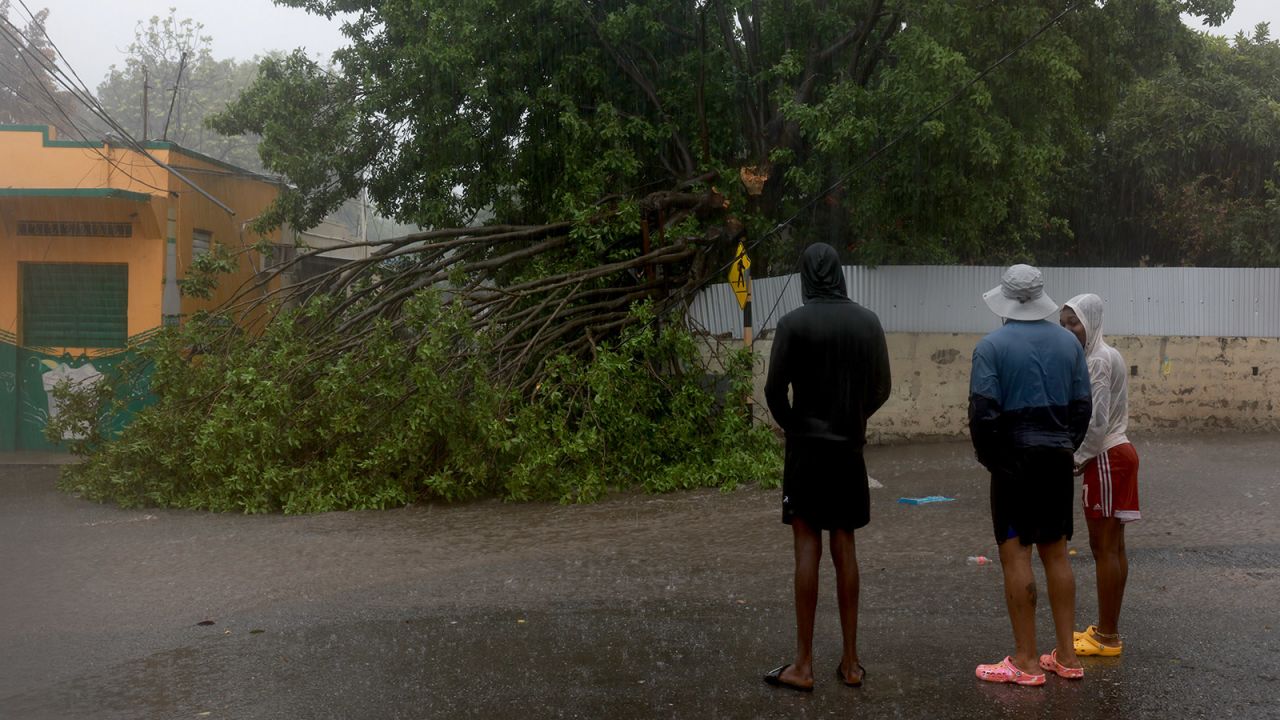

{"left": 358, "top": 187, "right": 368, "bottom": 250}
{"left": 741, "top": 247, "right": 754, "bottom": 425}
{"left": 142, "top": 66, "right": 149, "bottom": 140}
{"left": 728, "top": 240, "right": 753, "bottom": 425}
{"left": 738, "top": 166, "right": 767, "bottom": 426}
{"left": 162, "top": 51, "right": 187, "bottom": 141}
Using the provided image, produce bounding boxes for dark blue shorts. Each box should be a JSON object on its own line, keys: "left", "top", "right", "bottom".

{"left": 989, "top": 446, "right": 1074, "bottom": 546}
{"left": 781, "top": 436, "right": 870, "bottom": 531}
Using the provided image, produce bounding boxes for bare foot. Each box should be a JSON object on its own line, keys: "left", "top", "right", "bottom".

{"left": 1053, "top": 648, "right": 1083, "bottom": 669}
{"left": 764, "top": 663, "right": 814, "bottom": 691}
{"left": 1011, "top": 655, "right": 1042, "bottom": 676}
{"left": 837, "top": 661, "right": 865, "bottom": 686}
{"left": 779, "top": 663, "right": 813, "bottom": 689}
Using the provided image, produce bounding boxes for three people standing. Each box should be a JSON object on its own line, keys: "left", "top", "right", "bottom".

{"left": 762, "top": 252, "right": 1138, "bottom": 690}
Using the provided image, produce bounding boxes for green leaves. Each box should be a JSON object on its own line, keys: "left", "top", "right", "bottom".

{"left": 205, "top": 1, "right": 1173, "bottom": 268}
{"left": 58, "top": 296, "right": 780, "bottom": 513}
{"left": 198, "top": 0, "right": 1266, "bottom": 269}
{"left": 209, "top": 49, "right": 370, "bottom": 232}
{"left": 501, "top": 303, "right": 781, "bottom": 503}
{"left": 177, "top": 242, "right": 237, "bottom": 299}
{"left": 1043, "top": 25, "right": 1280, "bottom": 266}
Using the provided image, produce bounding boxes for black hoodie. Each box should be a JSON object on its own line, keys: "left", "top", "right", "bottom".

{"left": 764, "top": 244, "right": 892, "bottom": 445}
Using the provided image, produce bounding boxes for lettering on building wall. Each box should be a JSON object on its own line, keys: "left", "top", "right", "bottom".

{"left": 17, "top": 221, "right": 133, "bottom": 238}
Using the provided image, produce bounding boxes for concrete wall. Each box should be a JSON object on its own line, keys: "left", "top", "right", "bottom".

{"left": 733, "top": 333, "right": 1280, "bottom": 444}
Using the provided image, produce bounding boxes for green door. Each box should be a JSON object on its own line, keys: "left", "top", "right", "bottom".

{"left": 16, "top": 263, "right": 128, "bottom": 451}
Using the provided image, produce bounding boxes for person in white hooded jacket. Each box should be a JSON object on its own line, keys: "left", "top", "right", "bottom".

{"left": 1060, "top": 293, "right": 1141, "bottom": 658}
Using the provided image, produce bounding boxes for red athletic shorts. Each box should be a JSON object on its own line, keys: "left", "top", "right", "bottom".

{"left": 1082, "top": 442, "right": 1140, "bottom": 523}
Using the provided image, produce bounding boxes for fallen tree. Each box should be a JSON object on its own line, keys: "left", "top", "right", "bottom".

{"left": 226, "top": 181, "right": 733, "bottom": 393}
{"left": 50, "top": 180, "right": 781, "bottom": 513}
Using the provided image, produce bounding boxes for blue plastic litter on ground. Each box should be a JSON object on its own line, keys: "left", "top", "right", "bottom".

{"left": 897, "top": 496, "right": 955, "bottom": 505}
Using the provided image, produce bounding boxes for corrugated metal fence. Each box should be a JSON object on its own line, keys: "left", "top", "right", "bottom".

{"left": 689, "top": 266, "right": 1280, "bottom": 338}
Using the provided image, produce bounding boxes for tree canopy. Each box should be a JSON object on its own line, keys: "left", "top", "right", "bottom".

{"left": 1041, "top": 22, "right": 1280, "bottom": 266}
{"left": 214, "top": 0, "right": 1236, "bottom": 270}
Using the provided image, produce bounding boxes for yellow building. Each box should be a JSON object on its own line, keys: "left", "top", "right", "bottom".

{"left": 0, "top": 124, "right": 283, "bottom": 451}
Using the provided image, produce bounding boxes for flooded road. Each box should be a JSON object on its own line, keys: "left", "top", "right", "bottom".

{"left": 1, "top": 433, "right": 1276, "bottom": 718}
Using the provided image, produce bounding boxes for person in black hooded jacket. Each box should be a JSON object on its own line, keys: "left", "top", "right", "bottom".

{"left": 761, "top": 243, "right": 891, "bottom": 692}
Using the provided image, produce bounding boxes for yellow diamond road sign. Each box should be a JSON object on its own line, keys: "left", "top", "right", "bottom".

{"left": 728, "top": 242, "right": 751, "bottom": 310}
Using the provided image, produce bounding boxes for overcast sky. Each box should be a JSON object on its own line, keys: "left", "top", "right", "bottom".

{"left": 1184, "top": 0, "right": 1278, "bottom": 37}
{"left": 20, "top": 0, "right": 1280, "bottom": 94}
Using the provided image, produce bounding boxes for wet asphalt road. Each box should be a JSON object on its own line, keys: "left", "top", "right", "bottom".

{"left": 1, "top": 433, "right": 1277, "bottom": 719}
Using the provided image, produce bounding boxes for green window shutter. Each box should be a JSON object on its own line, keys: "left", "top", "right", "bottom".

{"left": 193, "top": 229, "right": 212, "bottom": 257}
{"left": 21, "top": 263, "right": 129, "bottom": 348}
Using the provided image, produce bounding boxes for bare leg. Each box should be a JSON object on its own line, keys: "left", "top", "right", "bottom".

{"left": 1038, "top": 538, "right": 1081, "bottom": 667}
{"left": 779, "top": 517, "right": 822, "bottom": 688}
{"left": 830, "top": 528, "right": 864, "bottom": 683}
{"left": 1118, "top": 525, "right": 1129, "bottom": 619}
{"left": 1086, "top": 516, "right": 1126, "bottom": 644}
{"left": 997, "top": 538, "right": 1041, "bottom": 674}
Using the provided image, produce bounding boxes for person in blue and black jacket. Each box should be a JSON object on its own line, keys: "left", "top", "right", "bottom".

{"left": 969, "top": 264, "right": 1091, "bottom": 686}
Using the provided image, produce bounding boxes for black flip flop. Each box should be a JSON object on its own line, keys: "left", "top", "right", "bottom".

{"left": 763, "top": 664, "right": 814, "bottom": 692}
{"left": 836, "top": 662, "right": 867, "bottom": 687}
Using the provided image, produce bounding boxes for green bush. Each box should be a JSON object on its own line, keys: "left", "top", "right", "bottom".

{"left": 54, "top": 294, "right": 780, "bottom": 513}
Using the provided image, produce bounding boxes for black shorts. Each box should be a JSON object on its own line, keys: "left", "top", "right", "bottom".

{"left": 989, "top": 446, "right": 1075, "bottom": 546}
{"left": 782, "top": 436, "right": 870, "bottom": 531}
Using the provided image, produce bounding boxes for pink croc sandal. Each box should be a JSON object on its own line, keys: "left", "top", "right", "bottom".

{"left": 975, "top": 656, "right": 1046, "bottom": 686}
{"left": 1039, "top": 649, "right": 1085, "bottom": 680}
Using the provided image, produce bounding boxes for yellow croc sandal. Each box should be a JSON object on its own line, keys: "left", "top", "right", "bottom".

{"left": 1074, "top": 626, "right": 1123, "bottom": 657}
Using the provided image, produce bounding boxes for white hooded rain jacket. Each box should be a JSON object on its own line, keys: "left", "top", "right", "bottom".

{"left": 1063, "top": 293, "right": 1131, "bottom": 468}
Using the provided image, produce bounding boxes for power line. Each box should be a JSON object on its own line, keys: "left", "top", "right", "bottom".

{"left": 16, "top": 0, "right": 96, "bottom": 107}
{"left": 0, "top": 32, "right": 181, "bottom": 195}
{"left": 3, "top": 2, "right": 236, "bottom": 215}
{"left": 0, "top": 19, "right": 177, "bottom": 194}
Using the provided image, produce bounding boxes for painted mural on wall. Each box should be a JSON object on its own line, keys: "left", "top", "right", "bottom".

{"left": 2, "top": 335, "right": 153, "bottom": 452}
{"left": 36, "top": 360, "right": 103, "bottom": 440}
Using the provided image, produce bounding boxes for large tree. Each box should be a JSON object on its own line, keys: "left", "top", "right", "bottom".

{"left": 96, "top": 9, "right": 264, "bottom": 171}
{"left": 214, "top": 0, "right": 1232, "bottom": 270}
{"left": 63, "top": 0, "right": 1258, "bottom": 511}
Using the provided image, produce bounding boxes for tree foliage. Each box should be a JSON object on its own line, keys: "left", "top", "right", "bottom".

{"left": 214, "top": 0, "right": 1233, "bottom": 270}
{"left": 54, "top": 296, "right": 778, "bottom": 513}
{"left": 95, "top": 9, "right": 265, "bottom": 171}
{"left": 1041, "top": 22, "right": 1280, "bottom": 266}
{"left": 54, "top": 180, "right": 779, "bottom": 512}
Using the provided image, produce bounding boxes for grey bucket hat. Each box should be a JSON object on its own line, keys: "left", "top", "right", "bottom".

{"left": 982, "top": 264, "right": 1058, "bottom": 321}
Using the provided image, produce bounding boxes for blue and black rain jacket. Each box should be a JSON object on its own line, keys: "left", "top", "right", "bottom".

{"left": 968, "top": 319, "right": 1091, "bottom": 471}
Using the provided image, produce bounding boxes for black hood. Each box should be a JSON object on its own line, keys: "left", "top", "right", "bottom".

{"left": 800, "top": 243, "right": 848, "bottom": 303}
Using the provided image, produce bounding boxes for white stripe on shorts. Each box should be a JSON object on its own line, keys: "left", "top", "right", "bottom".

{"left": 1100, "top": 451, "right": 1112, "bottom": 517}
